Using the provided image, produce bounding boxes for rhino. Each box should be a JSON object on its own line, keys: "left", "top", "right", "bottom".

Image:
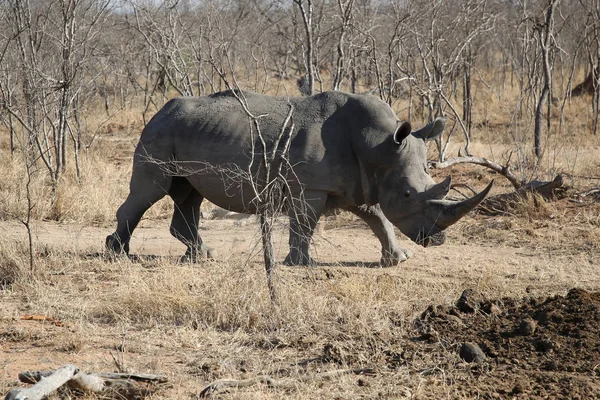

{"left": 106, "top": 90, "right": 492, "bottom": 266}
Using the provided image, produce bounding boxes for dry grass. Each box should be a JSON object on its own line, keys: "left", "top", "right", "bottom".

{"left": 1, "top": 206, "right": 598, "bottom": 398}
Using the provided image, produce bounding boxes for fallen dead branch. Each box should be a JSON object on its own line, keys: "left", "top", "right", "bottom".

{"left": 478, "top": 175, "right": 565, "bottom": 215}
{"left": 432, "top": 156, "right": 522, "bottom": 189}
{"left": 198, "top": 368, "right": 375, "bottom": 398}
{"left": 5, "top": 365, "right": 78, "bottom": 400}
{"left": 4, "top": 364, "right": 168, "bottom": 400}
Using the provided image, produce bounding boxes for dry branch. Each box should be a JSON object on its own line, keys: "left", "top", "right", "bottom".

{"left": 5, "top": 364, "right": 79, "bottom": 400}
{"left": 478, "top": 175, "right": 564, "bottom": 215}
{"left": 199, "top": 368, "right": 374, "bottom": 397}
{"left": 432, "top": 156, "right": 522, "bottom": 189}
{"left": 5, "top": 365, "right": 167, "bottom": 400}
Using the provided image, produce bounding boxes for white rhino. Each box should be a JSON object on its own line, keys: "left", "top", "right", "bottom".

{"left": 106, "top": 90, "right": 492, "bottom": 266}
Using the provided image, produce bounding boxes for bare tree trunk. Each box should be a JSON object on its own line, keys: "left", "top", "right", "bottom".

{"left": 463, "top": 47, "right": 473, "bottom": 137}
{"left": 534, "top": 0, "right": 559, "bottom": 159}
{"left": 294, "top": 0, "right": 315, "bottom": 95}
{"left": 71, "top": 95, "right": 82, "bottom": 183}
{"left": 23, "top": 153, "right": 35, "bottom": 275}
{"left": 332, "top": 0, "right": 355, "bottom": 91}
{"left": 260, "top": 215, "right": 276, "bottom": 301}
{"left": 55, "top": 0, "right": 79, "bottom": 183}
{"left": 594, "top": 58, "right": 600, "bottom": 135}
{"left": 350, "top": 49, "right": 357, "bottom": 93}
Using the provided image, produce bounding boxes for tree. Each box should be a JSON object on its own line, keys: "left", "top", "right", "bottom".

{"left": 533, "top": 0, "right": 560, "bottom": 159}
{"left": 0, "top": 0, "right": 113, "bottom": 186}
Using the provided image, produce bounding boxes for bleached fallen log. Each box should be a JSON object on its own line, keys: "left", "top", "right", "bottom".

{"left": 5, "top": 364, "right": 79, "bottom": 400}
{"left": 199, "top": 368, "right": 374, "bottom": 398}
{"left": 5, "top": 365, "right": 167, "bottom": 400}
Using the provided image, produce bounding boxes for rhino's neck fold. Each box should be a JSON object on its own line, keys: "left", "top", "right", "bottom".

{"left": 358, "top": 158, "right": 378, "bottom": 205}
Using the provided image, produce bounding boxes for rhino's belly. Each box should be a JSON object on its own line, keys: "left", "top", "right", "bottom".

{"left": 186, "top": 173, "right": 262, "bottom": 214}
{"left": 185, "top": 170, "right": 347, "bottom": 214}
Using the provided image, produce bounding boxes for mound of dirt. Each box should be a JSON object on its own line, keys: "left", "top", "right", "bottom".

{"left": 415, "top": 288, "right": 600, "bottom": 398}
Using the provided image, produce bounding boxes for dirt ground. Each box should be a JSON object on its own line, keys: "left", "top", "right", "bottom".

{"left": 1, "top": 200, "right": 600, "bottom": 398}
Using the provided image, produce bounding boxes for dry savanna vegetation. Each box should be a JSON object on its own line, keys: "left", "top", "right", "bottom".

{"left": 1, "top": 0, "right": 600, "bottom": 398}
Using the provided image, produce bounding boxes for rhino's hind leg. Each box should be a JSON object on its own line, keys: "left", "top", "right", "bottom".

{"left": 168, "top": 177, "right": 214, "bottom": 262}
{"left": 345, "top": 204, "right": 411, "bottom": 267}
{"left": 284, "top": 192, "right": 327, "bottom": 267}
{"left": 107, "top": 159, "right": 172, "bottom": 256}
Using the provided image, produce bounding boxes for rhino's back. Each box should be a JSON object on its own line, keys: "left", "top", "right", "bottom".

{"left": 140, "top": 90, "right": 352, "bottom": 164}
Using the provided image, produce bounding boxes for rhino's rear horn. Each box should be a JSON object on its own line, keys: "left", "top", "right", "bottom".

{"left": 425, "top": 176, "right": 451, "bottom": 200}
{"left": 432, "top": 180, "right": 494, "bottom": 229}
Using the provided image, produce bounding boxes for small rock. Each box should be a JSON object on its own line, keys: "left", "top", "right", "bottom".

{"left": 459, "top": 342, "right": 486, "bottom": 363}
{"left": 511, "top": 381, "right": 529, "bottom": 395}
{"left": 488, "top": 303, "right": 503, "bottom": 316}
{"left": 534, "top": 338, "right": 555, "bottom": 353}
{"left": 456, "top": 289, "right": 486, "bottom": 313}
{"left": 545, "top": 359, "right": 558, "bottom": 371}
{"left": 445, "top": 315, "right": 464, "bottom": 326}
{"left": 482, "top": 301, "right": 502, "bottom": 315}
{"left": 519, "top": 318, "right": 537, "bottom": 336}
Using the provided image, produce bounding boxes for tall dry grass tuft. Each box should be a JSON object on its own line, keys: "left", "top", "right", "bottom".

{"left": 0, "top": 154, "right": 52, "bottom": 221}
{"left": 510, "top": 193, "right": 553, "bottom": 221}
{"left": 45, "top": 155, "right": 131, "bottom": 224}
{"left": 0, "top": 239, "right": 29, "bottom": 288}
{"left": 90, "top": 259, "right": 273, "bottom": 330}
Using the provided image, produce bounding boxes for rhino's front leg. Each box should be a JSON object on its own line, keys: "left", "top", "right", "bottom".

{"left": 284, "top": 192, "right": 327, "bottom": 267}
{"left": 345, "top": 204, "right": 411, "bottom": 267}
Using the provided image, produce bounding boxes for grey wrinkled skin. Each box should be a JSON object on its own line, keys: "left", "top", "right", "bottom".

{"left": 106, "top": 90, "right": 492, "bottom": 266}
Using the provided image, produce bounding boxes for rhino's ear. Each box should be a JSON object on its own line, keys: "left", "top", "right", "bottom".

{"left": 414, "top": 117, "right": 446, "bottom": 141}
{"left": 393, "top": 121, "right": 412, "bottom": 145}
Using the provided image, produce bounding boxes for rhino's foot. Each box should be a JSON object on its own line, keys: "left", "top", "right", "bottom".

{"left": 180, "top": 244, "right": 216, "bottom": 263}
{"left": 283, "top": 251, "right": 316, "bottom": 267}
{"left": 105, "top": 234, "right": 129, "bottom": 258}
{"left": 380, "top": 248, "right": 411, "bottom": 268}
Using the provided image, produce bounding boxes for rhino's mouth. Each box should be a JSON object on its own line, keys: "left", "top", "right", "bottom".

{"left": 416, "top": 230, "right": 446, "bottom": 247}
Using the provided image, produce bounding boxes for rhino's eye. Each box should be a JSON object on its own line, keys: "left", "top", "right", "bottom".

{"left": 404, "top": 190, "right": 411, "bottom": 198}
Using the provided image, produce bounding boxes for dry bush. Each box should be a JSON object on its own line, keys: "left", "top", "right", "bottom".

{"left": 0, "top": 239, "right": 29, "bottom": 288}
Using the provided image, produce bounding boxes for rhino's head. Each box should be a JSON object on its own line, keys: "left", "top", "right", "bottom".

{"left": 376, "top": 118, "right": 492, "bottom": 247}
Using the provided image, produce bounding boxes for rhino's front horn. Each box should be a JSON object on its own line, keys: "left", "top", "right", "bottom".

{"left": 431, "top": 180, "right": 494, "bottom": 229}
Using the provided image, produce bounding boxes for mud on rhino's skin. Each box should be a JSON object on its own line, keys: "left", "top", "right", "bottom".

{"left": 106, "top": 90, "right": 492, "bottom": 266}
